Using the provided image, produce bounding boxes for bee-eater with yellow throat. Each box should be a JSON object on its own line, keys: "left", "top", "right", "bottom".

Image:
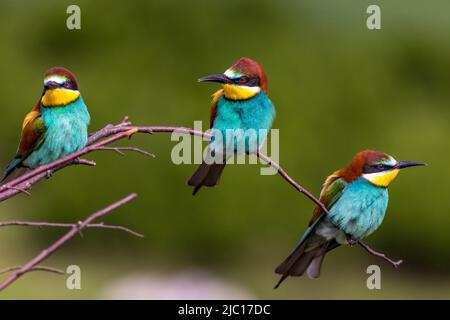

{"left": 188, "top": 57, "right": 276, "bottom": 195}
{"left": 274, "top": 150, "right": 425, "bottom": 288}
{"left": 2, "top": 67, "right": 90, "bottom": 181}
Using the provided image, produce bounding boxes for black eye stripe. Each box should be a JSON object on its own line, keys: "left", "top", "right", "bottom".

{"left": 63, "top": 81, "right": 77, "bottom": 90}
{"left": 233, "top": 77, "right": 259, "bottom": 87}
{"left": 43, "top": 81, "right": 78, "bottom": 91}
{"left": 363, "top": 164, "right": 394, "bottom": 174}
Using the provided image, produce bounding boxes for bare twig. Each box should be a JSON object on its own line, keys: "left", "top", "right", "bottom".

{"left": 96, "top": 146, "right": 155, "bottom": 158}
{"left": 357, "top": 240, "right": 403, "bottom": 268}
{"left": 0, "top": 117, "right": 328, "bottom": 214}
{"left": 73, "top": 158, "right": 96, "bottom": 166}
{"left": 0, "top": 128, "right": 139, "bottom": 201}
{"left": 0, "top": 266, "right": 65, "bottom": 276}
{"left": 257, "top": 152, "right": 329, "bottom": 214}
{"left": 0, "top": 193, "right": 138, "bottom": 291}
{"left": 3, "top": 185, "right": 32, "bottom": 197}
{"left": 0, "top": 220, "right": 144, "bottom": 238}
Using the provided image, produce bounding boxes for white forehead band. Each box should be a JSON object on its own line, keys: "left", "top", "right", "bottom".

{"left": 44, "top": 75, "right": 68, "bottom": 85}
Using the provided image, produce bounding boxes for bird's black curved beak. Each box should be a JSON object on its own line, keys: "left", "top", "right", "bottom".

{"left": 44, "top": 81, "right": 60, "bottom": 90}
{"left": 395, "top": 161, "right": 426, "bottom": 169}
{"left": 198, "top": 73, "right": 231, "bottom": 84}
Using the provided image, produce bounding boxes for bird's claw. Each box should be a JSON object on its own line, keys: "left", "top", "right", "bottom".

{"left": 46, "top": 170, "right": 53, "bottom": 179}
{"left": 347, "top": 237, "right": 358, "bottom": 247}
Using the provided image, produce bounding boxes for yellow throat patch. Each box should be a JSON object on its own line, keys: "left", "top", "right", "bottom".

{"left": 364, "top": 169, "right": 400, "bottom": 187}
{"left": 41, "top": 89, "right": 80, "bottom": 107}
{"left": 223, "top": 84, "right": 260, "bottom": 100}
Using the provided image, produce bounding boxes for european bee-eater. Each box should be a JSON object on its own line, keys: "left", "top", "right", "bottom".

{"left": 188, "top": 57, "right": 276, "bottom": 195}
{"left": 1, "top": 67, "right": 90, "bottom": 181}
{"left": 274, "top": 150, "right": 425, "bottom": 288}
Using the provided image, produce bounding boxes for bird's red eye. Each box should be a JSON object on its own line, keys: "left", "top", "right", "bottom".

{"left": 377, "top": 164, "right": 385, "bottom": 170}
{"left": 238, "top": 77, "right": 248, "bottom": 84}
{"left": 63, "top": 82, "right": 70, "bottom": 88}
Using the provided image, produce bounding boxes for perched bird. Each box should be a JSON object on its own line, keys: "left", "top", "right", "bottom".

{"left": 1, "top": 67, "right": 90, "bottom": 181}
{"left": 188, "top": 57, "right": 276, "bottom": 194}
{"left": 274, "top": 150, "right": 425, "bottom": 288}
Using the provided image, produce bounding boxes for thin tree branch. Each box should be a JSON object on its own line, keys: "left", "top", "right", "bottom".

{"left": 73, "top": 158, "right": 96, "bottom": 166}
{"left": 256, "top": 152, "right": 329, "bottom": 214}
{"left": 96, "top": 146, "right": 155, "bottom": 158}
{"left": 0, "top": 128, "right": 139, "bottom": 201}
{"left": 0, "top": 117, "right": 328, "bottom": 214}
{"left": 3, "top": 185, "right": 32, "bottom": 197}
{"left": 0, "top": 220, "right": 144, "bottom": 238}
{"left": 357, "top": 240, "right": 403, "bottom": 268}
{"left": 0, "top": 266, "right": 65, "bottom": 276}
{"left": 0, "top": 193, "right": 138, "bottom": 291}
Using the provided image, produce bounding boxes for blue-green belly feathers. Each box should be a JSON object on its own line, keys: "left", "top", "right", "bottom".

{"left": 212, "top": 91, "right": 275, "bottom": 154}
{"left": 24, "top": 97, "right": 90, "bottom": 168}
{"left": 328, "top": 178, "right": 389, "bottom": 239}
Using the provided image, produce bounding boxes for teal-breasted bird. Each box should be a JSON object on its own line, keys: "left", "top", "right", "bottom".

{"left": 274, "top": 150, "right": 425, "bottom": 288}
{"left": 1, "top": 67, "right": 90, "bottom": 181}
{"left": 187, "top": 57, "right": 276, "bottom": 194}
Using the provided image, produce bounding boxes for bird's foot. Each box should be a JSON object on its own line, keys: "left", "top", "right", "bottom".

{"left": 45, "top": 170, "right": 53, "bottom": 179}
{"left": 357, "top": 240, "right": 403, "bottom": 269}
{"left": 347, "top": 236, "right": 358, "bottom": 247}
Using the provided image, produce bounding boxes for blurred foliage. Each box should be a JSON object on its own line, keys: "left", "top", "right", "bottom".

{"left": 0, "top": 0, "right": 449, "bottom": 298}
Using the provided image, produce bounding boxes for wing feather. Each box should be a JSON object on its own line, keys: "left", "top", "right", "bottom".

{"left": 289, "top": 173, "right": 347, "bottom": 257}
{"left": 209, "top": 89, "right": 223, "bottom": 128}
{"left": 308, "top": 171, "right": 347, "bottom": 225}
{"left": 17, "top": 108, "right": 47, "bottom": 159}
{"left": 1, "top": 105, "right": 47, "bottom": 181}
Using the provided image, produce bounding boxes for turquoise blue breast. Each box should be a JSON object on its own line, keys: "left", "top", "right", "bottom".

{"left": 24, "top": 96, "right": 90, "bottom": 168}
{"left": 329, "top": 178, "right": 389, "bottom": 239}
{"left": 211, "top": 91, "right": 275, "bottom": 154}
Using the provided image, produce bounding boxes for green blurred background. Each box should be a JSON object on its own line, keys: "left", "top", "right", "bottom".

{"left": 0, "top": 0, "right": 449, "bottom": 299}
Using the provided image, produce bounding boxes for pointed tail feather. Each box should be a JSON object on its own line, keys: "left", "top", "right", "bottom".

{"left": 1, "top": 158, "right": 22, "bottom": 183}
{"left": 306, "top": 242, "right": 329, "bottom": 279}
{"left": 274, "top": 243, "right": 306, "bottom": 289}
{"left": 187, "top": 162, "right": 226, "bottom": 195}
{"left": 274, "top": 241, "right": 329, "bottom": 288}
